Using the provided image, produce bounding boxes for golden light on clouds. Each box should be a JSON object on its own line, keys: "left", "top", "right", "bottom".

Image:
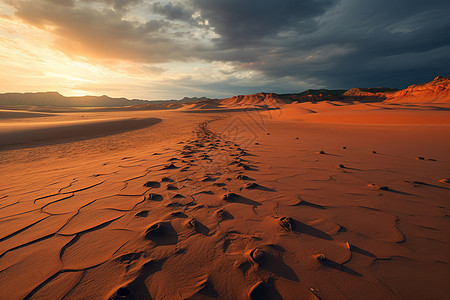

{"left": 0, "top": 1, "right": 236, "bottom": 99}
{"left": 1, "top": 0, "right": 447, "bottom": 99}
{"left": 0, "top": 10, "right": 249, "bottom": 99}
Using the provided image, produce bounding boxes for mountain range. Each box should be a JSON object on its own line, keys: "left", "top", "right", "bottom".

{"left": 0, "top": 76, "right": 448, "bottom": 109}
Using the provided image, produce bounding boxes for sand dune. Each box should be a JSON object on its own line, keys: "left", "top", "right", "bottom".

{"left": 298, "top": 107, "right": 450, "bottom": 124}
{"left": 385, "top": 76, "right": 450, "bottom": 103}
{"left": 0, "top": 117, "right": 161, "bottom": 148}
{"left": 0, "top": 109, "right": 54, "bottom": 119}
{"left": 221, "top": 93, "right": 290, "bottom": 107}
{"left": 0, "top": 102, "right": 449, "bottom": 299}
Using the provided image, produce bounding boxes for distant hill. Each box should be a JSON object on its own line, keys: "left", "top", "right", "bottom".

{"left": 218, "top": 77, "right": 448, "bottom": 106}
{"left": 342, "top": 77, "right": 450, "bottom": 103}
{"left": 280, "top": 89, "right": 347, "bottom": 97}
{"left": 278, "top": 89, "right": 347, "bottom": 102}
{"left": 343, "top": 87, "right": 398, "bottom": 101}
{"left": 1, "top": 77, "right": 447, "bottom": 109}
{"left": 178, "top": 96, "right": 217, "bottom": 103}
{"left": 221, "top": 92, "right": 290, "bottom": 107}
{"left": 384, "top": 76, "right": 450, "bottom": 103}
{"left": 0, "top": 92, "right": 149, "bottom": 107}
{"left": 358, "top": 87, "right": 399, "bottom": 93}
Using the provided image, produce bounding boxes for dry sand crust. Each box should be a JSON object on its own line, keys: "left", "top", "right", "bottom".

{"left": 0, "top": 102, "right": 449, "bottom": 299}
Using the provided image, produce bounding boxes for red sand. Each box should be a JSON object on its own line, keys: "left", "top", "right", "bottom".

{"left": 0, "top": 101, "right": 449, "bottom": 299}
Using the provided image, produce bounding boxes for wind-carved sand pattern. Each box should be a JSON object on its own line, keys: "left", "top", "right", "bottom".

{"left": 0, "top": 110, "right": 449, "bottom": 299}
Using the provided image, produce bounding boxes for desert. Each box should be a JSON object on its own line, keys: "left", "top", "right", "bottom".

{"left": 0, "top": 76, "right": 449, "bottom": 299}
{"left": 1, "top": 0, "right": 450, "bottom": 299}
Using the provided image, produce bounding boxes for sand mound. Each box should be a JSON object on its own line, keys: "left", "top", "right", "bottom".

{"left": 0, "top": 109, "right": 53, "bottom": 119}
{"left": 180, "top": 99, "right": 223, "bottom": 110}
{"left": 385, "top": 76, "right": 450, "bottom": 103}
{"left": 221, "top": 92, "right": 290, "bottom": 107}
{"left": 343, "top": 88, "right": 387, "bottom": 102}
{"left": 0, "top": 117, "right": 161, "bottom": 148}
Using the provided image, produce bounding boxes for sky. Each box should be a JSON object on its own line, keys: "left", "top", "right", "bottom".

{"left": 0, "top": 0, "right": 449, "bottom": 100}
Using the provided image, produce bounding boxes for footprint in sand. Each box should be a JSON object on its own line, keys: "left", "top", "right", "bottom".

{"left": 228, "top": 160, "right": 239, "bottom": 166}
{"left": 166, "top": 184, "right": 178, "bottom": 190}
{"left": 172, "top": 193, "right": 185, "bottom": 198}
{"left": 145, "top": 222, "right": 164, "bottom": 239}
{"left": 115, "top": 252, "right": 142, "bottom": 265}
{"left": 184, "top": 218, "right": 199, "bottom": 230}
{"left": 222, "top": 192, "right": 239, "bottom": 202}
{"left": 367, "top": 183, "right": 389, "bottom": 191}
{"left": 242, "top": 182, "right": 259, "bottom": 189}
{"left": 238, "top": 163, "right": 251, "bottom": 170}
{"left": 161, "top": 176, "right": 174, "bottom": 182}
{"left": 199, "top": 154, "right": 210, "bottom": 160}
{"left": 248, "top": 281, "right": 266, "bottom": 300}
{"left": 404, "top": 180, "right": 425, "bottom": 186}
{"left": 315, "top": 253, "right": 327, "bottom": 262}
{"left": 168, "top": 211, "right": 187, "bottom": 218}
{"left": 201, "top": 176, "right": 214, "bottom": 182}
{"left": 237, "top": 175, "right": 253, "bottom": 181}
{"left": 108, "top": 286, "right": 131, "bottom": 300}
{"left": 143, "top": 181, "right": 160, "bottom": 188}
{"left": 147, "top": 193, "right": 163, "bottom": 201}
{"left": 135, "top": 210, "right": 149, "bottom": 217}
{"left": 162, "top": 163, "right": 178, "bottom": 170}
{"left": 144, "top": 222, "right": 179, "bottom": 245}
{"left": 249, "top": 248, "right": 265, "bottom": 265}
{"left": 215, "top": 208, "right": 232, "bottom": 220}
{"left": 278, "top": 216, "right": 295, "bottom": 231}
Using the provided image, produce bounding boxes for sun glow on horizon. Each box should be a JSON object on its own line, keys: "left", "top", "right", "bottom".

{"left": 0, "top": 0, "right": 314, "bottom": 100}
{"left": 0, "top": 14, "right": 260, "bottom": 100}
{"left": 2, "top": 0, "right": 447, "bottom": 100}
{"left": 0, "top": 7, "right": 228, "bottom": 100}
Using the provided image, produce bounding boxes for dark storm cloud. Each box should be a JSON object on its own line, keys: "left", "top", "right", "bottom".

{"left": 289, "top": 0, "right": 450, "bottom": 88}
{"left": 190, "top": 0, "right": 450, "bottom": 88}
{"left": 191, "top": 0, "right": 335, "bottom": 46}
{"left": 6, "top": 0, "right": 450, "bottom": 91}
{"left": 150, "top": 1, "right": 194, "bottom": 22}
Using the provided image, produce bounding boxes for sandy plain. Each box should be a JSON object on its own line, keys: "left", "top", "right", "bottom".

{"left": 0, "top": 101, "right": 449, "bottom": 299}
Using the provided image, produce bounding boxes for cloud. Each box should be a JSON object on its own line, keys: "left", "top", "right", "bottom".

{"left": 196, "top": 0, "right": 450, "bottom": 88}
{"left": 150, "top": 1, "right": 194, "bottom": 22}
{"left": 192, "top": 0, "right": 335, "bottom": 46}
{"left": 4, "top": 0, "right": 450, "bottom": 96}
{"left": 7, "top": 0, "right": 196, "bottom": 63}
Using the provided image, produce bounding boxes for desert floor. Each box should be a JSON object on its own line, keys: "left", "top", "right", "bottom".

{"left": 0, "top": 102, "right": 449, "bottom": 299}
